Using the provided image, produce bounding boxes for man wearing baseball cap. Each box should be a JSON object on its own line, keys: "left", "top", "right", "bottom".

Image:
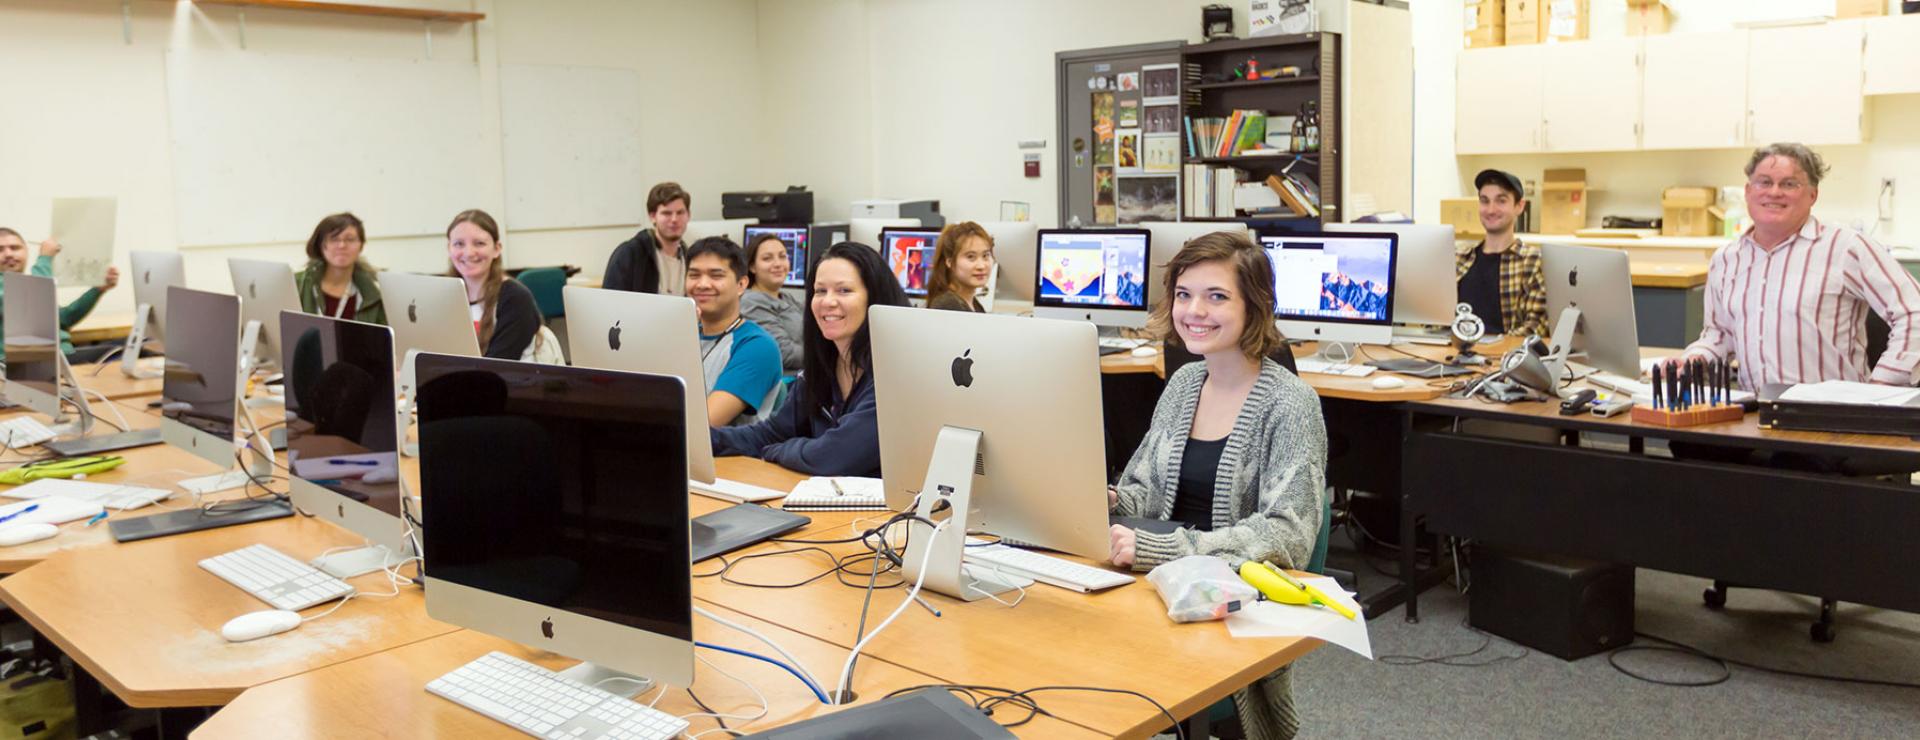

{"left": 1454, "top": 169, "right": 1547, "bottom": 338}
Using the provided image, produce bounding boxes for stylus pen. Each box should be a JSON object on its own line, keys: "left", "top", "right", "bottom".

{"left": 0, "top": 504, "right": 39, "bottom": 526}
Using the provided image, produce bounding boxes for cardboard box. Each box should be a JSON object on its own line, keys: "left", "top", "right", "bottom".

{"left": 1465, "top": 0, "right": 1506, "bottom": 49}
{"left": 1539, "top": 169, "right": 1587, "bottom": 235}
{"left": 1625, "top": 1, "right": 1673, "bottom": 35}
{"left": 1442, "top": 198, "right": 1486, "bottom": 239}
{"left": 1662, "top": 187, "right": 1726, "bottom": 237}
{"left": 1835, "top": 0, "right": 1886, "bottom": 18}
{"left": 1507, "top": 0, "right": 1588, "bottom": 45}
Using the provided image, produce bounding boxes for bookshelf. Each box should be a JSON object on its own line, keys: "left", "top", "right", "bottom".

{"left": 1179, "top": 33, "right": 1340, "bottom": 228}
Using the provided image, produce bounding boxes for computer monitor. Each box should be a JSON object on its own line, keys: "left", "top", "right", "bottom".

{"left": 1032, "top": 228, "right": 1151, "bottom": 329}
{"left": 850, "top": 218, "right": 915, "bottom": 249}
{"left": 417, "top": 352, "right": 693, "bottom": 688}
{"left": 879, "top": 226, "right": 941, "bottom": 298}
{"left": 1326, "top": 222, "right": 1456, "bottom": 327}
{"left": 375, "top": 271, "right": 483, "bottom": 369}
{"left": 977, "top": 221, "right": 1039, "bottom": 303}
{"left": 562, "top": 286, "right": 716, "bottom": 486}
{"left": 870, "top": 306, "right": 1110, "bottom": 601}
{"left": 124, "top": 250, "right": 185, "bottom": 378}
{"left": 1142, "top": 221, "right": 1250, "bottom": 309}
{"left": 1542, "top": 243, "right": 1640, "bottom": 377}
{"left": 1260, "top": 230, "right": 1398, "bottom": 346}
{"left": 742, "top": 223, "right": 810, "bottom": 288}
{"left": 3, "top": 273, "right": 68, "bottom": 421}
{"left": 280, "top": 311, "right": 411, "bottom": 577}
{"left": 161, "top": 286, "right": 244, "bottom": 470}
{"left": 227, "top": 258, "right": 302, "bottom": 372}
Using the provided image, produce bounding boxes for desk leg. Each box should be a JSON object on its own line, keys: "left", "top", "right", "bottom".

{"left": 157, "top": 707, "right": 210, "bottom": 740}
{"left": 1352, "top": 410, "right": 1452, "bottom": 622}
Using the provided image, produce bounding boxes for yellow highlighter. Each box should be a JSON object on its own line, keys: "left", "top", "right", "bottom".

{"left": 1238, "top": 561, "right": 1358, "bottom": 621}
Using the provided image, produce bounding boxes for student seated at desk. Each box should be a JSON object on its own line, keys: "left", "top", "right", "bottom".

{"left": 925, "top": 221, "right": 995, "bottom": 313}
{"left": 0, "top": 229, "right": 118, "bottom": 360}
{"left": 685, "top": 236, "right": 782, "bottom": 427}
{"left": 1106, "top": 232, "right": 1327, "bottom": 740}
{"left": 296, "top": 212, "right": 386, "bottom": 325}
{"left": 444, "top": 209, "right": 551, "bottom": 362}
{"left": 1456, "top": 169, "right": 1547, "bottom": 338}
{"left": 741, "top": 231, "right": 804, "bottom": 374}
{"left": 604, "top": 182, "right": 691, "bottom": 296}
{"left": 712, "top": 242, "right": 909, "bottom": 476}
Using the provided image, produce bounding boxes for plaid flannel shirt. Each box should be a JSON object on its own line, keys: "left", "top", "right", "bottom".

{"left": 1455, "top": 238, "right": 1548, "bottom": 338}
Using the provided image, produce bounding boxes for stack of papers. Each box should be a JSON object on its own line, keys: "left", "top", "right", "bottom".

{"left": 780, "top": 476, "right": 887, "bottom": 511}
{"left": 1223, "top": 575, "right": 1372, "bottom": 659}
{"left": 1778, "top": 381, "right": 1920, "bottom": 407}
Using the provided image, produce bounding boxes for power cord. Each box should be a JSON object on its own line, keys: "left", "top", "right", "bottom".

{"left": 1610, "top": 631, "right": 1920, "bottom": 690}
{"left": 882, "top": 684, "right": 1184, "bottom": 737}
{"left": 1376, "top": 616, "right": 1530, "bottom": 667}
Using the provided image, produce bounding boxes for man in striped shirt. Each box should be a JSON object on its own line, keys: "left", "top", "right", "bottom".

{"left": 1682, "top": 143, "right": 1920, "bottom": 389}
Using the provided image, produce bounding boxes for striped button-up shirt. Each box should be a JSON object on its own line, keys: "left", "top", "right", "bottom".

{"left": 1685, "top": 217, "right": 1920, "bottom": 389}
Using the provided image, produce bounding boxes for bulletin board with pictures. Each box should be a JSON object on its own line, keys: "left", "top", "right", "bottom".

{"left": 1054, "top": 41, "right": 1184, "bottom": 229}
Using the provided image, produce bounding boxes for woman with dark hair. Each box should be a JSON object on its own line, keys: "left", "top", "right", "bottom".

{"left": 925, "top": 221, "right": 995, "bottom": 312}
{"left": 740, "top": 232, "right": 804, "bottom": 373}
{"left": 444, "top": 209, "right": 542, "bottom": 360}
{"left": 711, "top": 241, "right": 909, "bottom": 476}
{"left": 295, "top": 212, "right": 387, "bottom": 324}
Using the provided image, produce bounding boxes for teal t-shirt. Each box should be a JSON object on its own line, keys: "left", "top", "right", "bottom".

{"left": 700, "top": 318, "right": 782, "bottom": 422}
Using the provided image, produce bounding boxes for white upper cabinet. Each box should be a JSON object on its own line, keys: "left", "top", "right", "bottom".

{"left": 1747, "top": 22, "right": 1866, "bottom": 146}
{"left": 1865, "top": 14, "right": 1920, "bottom": 96}
{"left": 1642, "top": 31, "right": 1749, "bottom": 151}
{"left": 1541, "top": 37, "right": 1643, "bottom": 153}
{"left": 1456, "top": 44, "right": 1544, "bottom": 156}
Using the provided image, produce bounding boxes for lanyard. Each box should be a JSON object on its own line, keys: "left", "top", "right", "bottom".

{"left": 328, "top": 281, "right": 358, "bottom": 319}
{"left": 700, "top": 317, "right": 744, "bottom": 363}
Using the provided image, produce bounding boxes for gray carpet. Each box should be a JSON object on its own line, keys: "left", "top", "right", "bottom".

{"left": 1290, "top": 558, "right": 1920, "bottom": 738}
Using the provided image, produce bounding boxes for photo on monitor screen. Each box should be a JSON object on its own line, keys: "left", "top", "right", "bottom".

{"left": 1263, "top": 235, "right": 1393, "bottom": 322}
{"left": 1038, "top": 231, "right": 1147, "bottom": 308}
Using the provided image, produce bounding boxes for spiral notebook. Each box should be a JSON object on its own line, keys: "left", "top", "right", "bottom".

{"left": 780, "top": 476, "right": 888, "bottom": 512}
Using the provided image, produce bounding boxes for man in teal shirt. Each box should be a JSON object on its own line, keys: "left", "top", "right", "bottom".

{"left": 0, "top": 229, "right": 120, "bottom": 359}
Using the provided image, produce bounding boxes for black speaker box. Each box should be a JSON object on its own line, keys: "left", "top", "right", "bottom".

{"left": 1468, "top": 547, "right": 1634, "bottom": 661}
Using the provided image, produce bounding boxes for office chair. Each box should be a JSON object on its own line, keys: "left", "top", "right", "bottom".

{"left": 516, "top": 267, "right": 568, "bottom": 322}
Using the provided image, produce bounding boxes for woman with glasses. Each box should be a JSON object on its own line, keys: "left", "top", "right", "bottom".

{"left": 296, "top": 212, "right": 388, "bottom": 325}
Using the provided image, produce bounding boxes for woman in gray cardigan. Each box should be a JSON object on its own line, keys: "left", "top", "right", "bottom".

{"left": 1108, "top": 231, "right": 1328, "bottom": 740}
{"left": 741, "top": 232, "right": 805, "bottom": 373}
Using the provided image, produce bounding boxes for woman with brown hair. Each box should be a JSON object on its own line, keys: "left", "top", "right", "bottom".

{"left": 444, "top": 209, "right": 542, "bottom": 360}
{"left": 295, "top": 212, "right": 387, "bottom": 324}
{"left": 1106, "top": 230, "right": 1327, "bottom": 739}
{"left": 924, "top": 221, "right": 995, "bottom": 312}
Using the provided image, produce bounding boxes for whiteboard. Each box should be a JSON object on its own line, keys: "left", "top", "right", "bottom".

{"left": 499, "top": 63, "right": 646, "bottom": 231}
{"left": 166, "top": 51, "right": 491, "bottom": 247}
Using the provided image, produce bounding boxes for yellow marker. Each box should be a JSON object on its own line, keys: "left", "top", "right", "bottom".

{"left": 1238, "top": 561, "right": 1357, "bottom": 620}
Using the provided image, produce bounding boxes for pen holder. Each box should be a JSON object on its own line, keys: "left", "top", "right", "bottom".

{"left": 1630, "top": 403, "right": 1744, "bottom": 428}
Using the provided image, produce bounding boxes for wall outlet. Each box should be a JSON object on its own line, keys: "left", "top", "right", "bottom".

{"left": 1884, "top": 178, "right": 1897, "bottom": 222}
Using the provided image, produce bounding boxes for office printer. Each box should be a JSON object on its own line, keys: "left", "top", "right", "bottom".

{"left": 722, "top": 187, "right": 814, "bottom": 222}
{"left": 851, "top": 198, "right": 944, "bottom": 228}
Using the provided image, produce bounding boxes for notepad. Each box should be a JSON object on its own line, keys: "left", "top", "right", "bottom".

{"left": 780, "top": 476, "right": 888, "bottom": 512}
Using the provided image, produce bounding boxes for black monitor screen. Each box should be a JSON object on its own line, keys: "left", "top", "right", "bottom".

{"left": 3, "top": 273, "right": 60, "bottom": 397}
{"left": 744, "top": 224, "right": 810, "bottom": 287}
{"left": 160, "top": 286, "right": 240, "bottom": 442}
{"left": 417, "top": 355, "right": 691, "bottom": 641}
{"left": 281, "top": 312, "right": 402, "bottom": 516}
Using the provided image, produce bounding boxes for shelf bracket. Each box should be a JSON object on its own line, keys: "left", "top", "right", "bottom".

{"left": 423, "top": 20, "right": 432, "bottom": 59}
{"left": 122, "top": 0, "right": 132, "bottom": 44}
{"left": 238, "top": 8, "right": 248, "bottom": 50}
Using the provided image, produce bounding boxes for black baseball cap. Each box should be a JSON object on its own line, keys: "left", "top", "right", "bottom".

{"left": 1474, "top": 169, "right": 1525, "bottom": 200}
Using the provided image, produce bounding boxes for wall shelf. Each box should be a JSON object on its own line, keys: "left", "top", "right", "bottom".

{"left": 182, "top": 0, "right": 485, "bottom": 23}
{"left": 1189, "top": 75, "right": 1319, "bottom": 91}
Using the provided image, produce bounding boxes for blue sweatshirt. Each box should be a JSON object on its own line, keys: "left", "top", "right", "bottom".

{"left": 710, "top": 372, "right": 879, "bottom": 477}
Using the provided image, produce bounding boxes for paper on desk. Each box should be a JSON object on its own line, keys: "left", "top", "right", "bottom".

{"left": 789, "top": 475, "right": 884, "bottom": 499}
{"left": 1778, "top": 381, "right": 1920, "bottom": 407}
{"left": 1224, "top": 576, "right": 1372, "bottom": 659}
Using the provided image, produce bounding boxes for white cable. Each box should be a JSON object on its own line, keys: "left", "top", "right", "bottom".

{"left": 834, "top": 517, "right": 950, "bottom": 699}
{"left": 680, "top": 653, "right": 768, "bottom": 725}
{"left": 692, "top": 605, "right": 823, "bottom": 694}
{"left": 299, "top": 547, "right": 415, "bottom": 623}
{"left": 965, "top": 562, "right": 1028, "bottom": 609}
{"left": 78, "top": 387, "right": 131, "bottom": 433}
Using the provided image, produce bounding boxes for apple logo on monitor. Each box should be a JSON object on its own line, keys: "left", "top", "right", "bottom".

{"left": 407, "top": 300, "right": 418, "bottom": 323}
{"left": 951, "top": 349, "right": 974, "bottom": 388}
{"left": 540, "top": 618, "right": 554, "bottom": 639}
{"left": 608, "top": 321, "right": 622, "bottom": 351}
{"left": 1568, "top": 267, "right": 1579, "bottom": 288}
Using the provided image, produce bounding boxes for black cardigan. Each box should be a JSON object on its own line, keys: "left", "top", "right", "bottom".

{"left": 604, "top": 227, "right": 667, "bottom": 293}
{"left": 483, "top": 278, "right": 541, "bottom": 360}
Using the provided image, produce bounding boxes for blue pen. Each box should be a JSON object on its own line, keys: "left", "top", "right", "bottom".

{"left": 86, "top": 510, "right": 109, "bottom": 527}
{"left": 0, "top": 504, "right": 41, "bottom": 526}
{"left": 330, "top": 460, "right": 379, "bottom": 466}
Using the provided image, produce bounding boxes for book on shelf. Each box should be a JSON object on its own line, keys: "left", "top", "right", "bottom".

{"left": 1184, "top": 110, "right": 1273, "bottom": 159}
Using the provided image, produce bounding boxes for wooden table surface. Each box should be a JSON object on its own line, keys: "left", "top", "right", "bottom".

{"left": 1100, "top": 337, "right": 1511, "bottom": 402}
{"left": 71, "top": 359, "right": 167, "bottom": 401}
{"left": 1629, "top": 261, "right": 1710, "bottom": 289}
{"left": 69, "top": 312, "right": 134, "bottom": 346}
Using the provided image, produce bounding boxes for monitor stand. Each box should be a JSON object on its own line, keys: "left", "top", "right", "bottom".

{"left": 1297, "top": 340, "right": 1361, "bottom": 367}
{"left": 119, "top": 303, "right": 161, "bottom": 379}
{"left": 902, "top": 426, "right": 1026, "bottom": 603}
{"left": 555, "top": 663, "right": 653, "bottom": 695}
{"left": 1391, "top": 324, "right": 1452, "bottom": 345}
{"left": 50, "top": 351, "right": 97, "bottom": 438}
{"left": 313, "top": 545, "right": 404, "bottom": 579}
{"left": 398, "top": 349, "right": 421, "bottom": 457}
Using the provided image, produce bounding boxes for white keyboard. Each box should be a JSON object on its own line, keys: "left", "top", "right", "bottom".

{"left": 1098, "top": 337, "right": 1145, "bottom": 350}
{"left": 199, "top": 543, "right": 355, "bottom": 611}
{"left": 428, "top": 651, "right": 688, "bottom": 740}
{"left": 1293, "top": 358, "right": 1377, "bottom": 378}
{"left": 0, "top": 417, "right": 57, "bottom": 448}
{"left": 688, "top": 476, "right": 785, "bottom": 503}
{"left": 3, "top": 479, "right": 173, "bottom": 511}
{"left": 964, "top": 540, "right": 1135, "bottom": 593}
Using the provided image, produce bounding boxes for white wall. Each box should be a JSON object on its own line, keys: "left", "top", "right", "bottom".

{"left": 1418, "top": 0, "right": 1918, "bottom": 247}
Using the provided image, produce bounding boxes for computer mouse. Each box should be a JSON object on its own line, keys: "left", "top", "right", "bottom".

{"left": 220, "top": 610, "right": 303, "bottom": 642}
{"left": 1370, "top": 376, "right": 1407, "bottom": 390}
{"left": 1130, "top": 345, "right": 1159, "bottom": 358}
{"left": 0, "top": 523, "right": 58, "bottom": 547}
{"left": 362, "top": 467, "right": 398, "bottom": 484}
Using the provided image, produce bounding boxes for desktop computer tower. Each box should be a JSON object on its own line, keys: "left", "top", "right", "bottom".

{"left": 1468, "top": 546, "right": 1634, "bottom": 661}
{"left": 850, "top": 198, "right": 944, "bottom": 228}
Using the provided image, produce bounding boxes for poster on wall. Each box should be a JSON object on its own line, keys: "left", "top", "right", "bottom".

{"left": 1142, "top": 135, "right": 1179, "bottom": 173}
{"left": 1091, "top": 91, "right": 1115, "bottom": 167}
{"left": 1144, "top": 104, "right": 1178, "bottom": 136}
{"left": 1118, "top": 175, "right": 1178, "bottom": 224}
{"left": 1116, "top": 127, "right": 1141, "bottom": 173}
{"left": 1094, "top": 166, "right": 1116, "bottom": 225}
{"left": 1141, "top": 63, "right": 1180, "bottom": 105}
{"left": 1117, "top": 99, "right": 1140, "bottom": 128}
{"left": 1118, "top": 72, "right": 1140, "bottom": 92}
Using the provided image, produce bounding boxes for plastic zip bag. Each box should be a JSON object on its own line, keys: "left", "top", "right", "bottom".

{"left": 1146, "top": 555, "right": 1258, "bottom": 623}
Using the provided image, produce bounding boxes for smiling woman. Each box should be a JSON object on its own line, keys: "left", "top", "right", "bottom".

{"left": 443, "top": 209, "right": 542, "bottom": 361}
{"left": 926, "top": 221, "right": 996, "bottom": 313}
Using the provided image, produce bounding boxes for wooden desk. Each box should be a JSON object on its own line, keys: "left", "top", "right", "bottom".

{"left": 70, "top": 312, "right": 134, "bottom": 346}
{"left": 72, "top": 359, "right": 166, "bottom": 401}
{"left": 1629, "top": 262, "right": 1709, "bottom": 289}
{"left": 193, "top": 608, "right": 1102, "bottom": 739}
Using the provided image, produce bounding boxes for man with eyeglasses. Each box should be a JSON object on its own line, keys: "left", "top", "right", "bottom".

{"left": 1679, "top": 142, "right": 1920, "bottom": 389}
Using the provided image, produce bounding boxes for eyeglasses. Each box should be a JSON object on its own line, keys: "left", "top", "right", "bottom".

{"left": 1748, "top": 177, "right": 1807, "bottom": 194}
{"left": 325, "top": 235, "right": 364, "bottom": 246}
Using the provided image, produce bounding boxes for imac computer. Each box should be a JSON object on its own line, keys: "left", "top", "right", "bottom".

{"left": 123, "top": 250, "right": 185, "bottom": 378}
{"left": 1142, "top": 221, "right": 1250, "bottom": 309}
{"left": 1326, "top": 222, "right": 1457, "bottom": 329}
{"left": 742, "top": 223, "right": 810, "bottom": 288}
{"left": 879, "top": 226, "right": 941, "bottom": 299}
{"left": 417, "top": 352, "right": 694, "bottom": 694}
{"left": 1260, "top": 230, "right": 1399, "bottom": 348}
{"left": 280, "top": 311, "right": 412, "bottom": 577}
{"left": 1032, "top": 228, "right": 1152, "bottom": 329}
{"left": 870, "top": 305, "right": 1110, "bottom": 601}
{"left": 161, "top": 286, "right": 270, "bottom": 492}
{"left": 978, "top": 221, "right": 1039, "bottom": 303}
{"left": 1542, "top": 242, "right": 1641, "bottom": 378}
{"left": 376, "top": 272, "right": 482, "bottom": 456}
{"left": 3, "top": 273, "right": 94, "bottom": 433}
{"left": 851, "top": 218, "right": 915, "bottom": 249}
{"left": 227, "top": 258, "right": 303, "bottom": 374}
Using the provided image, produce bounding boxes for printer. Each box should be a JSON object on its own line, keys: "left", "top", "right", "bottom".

{"left": 850, "top": 198, "right": 944, "bottom": 228}
{"left": 722, "top": 188, "right": 814, "bottom": 222}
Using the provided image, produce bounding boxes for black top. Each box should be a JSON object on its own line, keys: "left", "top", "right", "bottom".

{"left": 603, "top": 228, "right": 667, "bottom": 294}
{"left": 1457, "top": 249, "right": 1505, "bottom": 335}
{"left": 1171, "top": 436, "right": 1227, "bottom": 531}
{"left": 481, "top": 278, "right": 541, "bottom": 360}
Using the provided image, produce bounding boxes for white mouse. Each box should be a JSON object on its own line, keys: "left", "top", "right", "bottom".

{"left": 221, "top": 610, "right": 303, "bottom": 642}
{"left": 1370, "top": 376, "right": 1407, "bottom": 390}
{"left": 1130, "top": 345, "right": 1160, "bottom": 357}
{"left": 0, "top": 523, "right": 59, "bottom": 547}
{"left": 362, "top": 467, "right": 399, "bottom": 484}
